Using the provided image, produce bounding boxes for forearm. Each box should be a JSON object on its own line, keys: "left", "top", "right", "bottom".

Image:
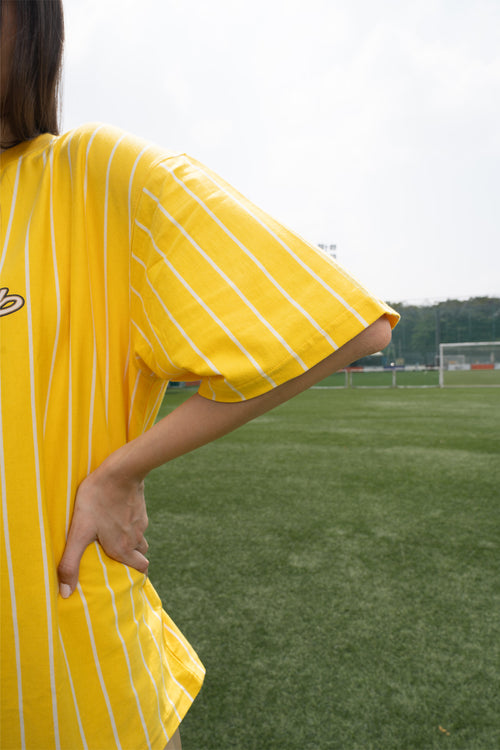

{"left": 102, "top": 365, "right": 314, "bottom": 482}
{"left": 57, "top": 317, "right": 391, "bottom": 595}
{"left": 104, "top": 393, "right": 264, "bottom": 480}
{"left": 102, "top": 316, "right": 391, "bottom": 483}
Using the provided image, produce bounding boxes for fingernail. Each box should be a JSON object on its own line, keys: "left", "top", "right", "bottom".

{"left": 59, "top": 584, "right": 72, "bottom": 599}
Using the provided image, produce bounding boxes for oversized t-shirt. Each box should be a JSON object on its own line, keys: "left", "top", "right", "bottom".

{"left": 0, "top": 124, "right": 398, "bottom": 750}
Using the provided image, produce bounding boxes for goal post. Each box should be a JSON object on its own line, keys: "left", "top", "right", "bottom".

{"left": 439, "top": 341, "right": 500, "bottom": 387}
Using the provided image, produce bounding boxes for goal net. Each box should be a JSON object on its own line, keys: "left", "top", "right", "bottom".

{"left": 439, "top": 342, "right": 500, "bottom": 387}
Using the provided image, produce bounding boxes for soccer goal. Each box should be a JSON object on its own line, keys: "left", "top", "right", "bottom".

{"left": 439, "top": 342, "right": 500, "bottom": 387}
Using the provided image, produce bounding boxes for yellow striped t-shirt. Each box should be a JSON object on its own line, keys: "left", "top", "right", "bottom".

{"left": 0, "top": 123, "right": 398, "bottom": 750}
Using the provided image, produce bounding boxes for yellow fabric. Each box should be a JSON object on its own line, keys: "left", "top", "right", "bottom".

{"left": 0, "top": 123, "right": 398, "bottom": 750}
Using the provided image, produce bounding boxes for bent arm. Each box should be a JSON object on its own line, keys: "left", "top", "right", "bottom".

{"left": 109, "top": 316, "right": 391, "bottom": 478}
{"left": 57, "top": 317, "right": 391, "bottom": 597}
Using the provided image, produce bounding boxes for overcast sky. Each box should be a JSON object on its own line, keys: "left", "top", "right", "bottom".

{"left": 62, "top": 0, "right": 499, "bottom": 304}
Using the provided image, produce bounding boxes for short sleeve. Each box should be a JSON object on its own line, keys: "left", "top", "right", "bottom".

{"left": 130, "top": 154, "right": 399, "bottom": 402}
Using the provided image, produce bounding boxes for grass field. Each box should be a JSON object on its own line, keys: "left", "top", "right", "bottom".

{"left": 146, "top": 387, "right": 500, "bottom": 749}
{"left": 317, "top": 369, "right": 500, "bottom": 388}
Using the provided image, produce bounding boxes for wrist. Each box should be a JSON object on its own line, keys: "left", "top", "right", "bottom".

{"left": 95, "top": 441, "right": 146, "bottom": 488}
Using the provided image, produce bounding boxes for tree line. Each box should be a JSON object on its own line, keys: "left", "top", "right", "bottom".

{"left": 382, "top": 297, "right": 500, "bottom": 366}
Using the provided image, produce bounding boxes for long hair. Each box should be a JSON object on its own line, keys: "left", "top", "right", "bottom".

{"left": 0, "top": 0, "right": 64, "bottom": 148}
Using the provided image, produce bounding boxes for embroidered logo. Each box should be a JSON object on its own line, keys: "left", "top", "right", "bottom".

{"left": 0, "top": 287, "right": 25, "bottom": 318}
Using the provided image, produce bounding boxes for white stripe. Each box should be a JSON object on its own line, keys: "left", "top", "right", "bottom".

{"left": 25, "top": 215, "right": 60, "bottom": 749}
{"left": 139, "top": 376, "right": 158, "bottom": 429}
{"left": 180, "top": 159, "right": 368, "bottom": 326}
{"left": 128, "top": 145, "right": 151, "bottom": 244}
{"left": 162, "top": 623, "right": 206, "bottom": 678}
{"left": 83, "top": 134, "right": 100, "bottom": 474}
{"left": 86, "top": 294, "right": 97, "bottom": 475}
{"left": 131, "top": 319, "right": 171, "bottom": 378}
{"left": 83, "top": 125, "right": 104, "bottom": 201}
{"left": 124, "top": 569, "right": 170, "bottom": 741}
{"left": 206, "top": 379, "right": 217, "bottom": 400}
{"left": 103, "top": 135, "right": 127, "bottom": 422}
{"left": 144, "top": 381, "right": 168, "bottom": 431}
{"left": 0, "top": 156, "right": 23, "bottom": 274}
{"left": 77, "top": 583, "right": 122, "bottom": 749}
{"left": 43, "top": 148, "right": 62, "bottom": 436}
{"left": 133, "top": 264, "right": 246, "bottom": 401}
{"left": 142, "top": 590, "right": 205, "bottom": 685}
{"left": 95, "top": 546, "right": 151, "bottom": 749}
{"left": 160, "top": 162, "right": 343, "bottom": 342}
{"left": 162, "top": 647, "right": 194, "bottom": 703}
{"left": 67, "top": 133, "right": 74, "bottom": 184}
{"left": 141, "top": 190, "right": 310, "bottom": 368}
{"left": 136, "top": 221, "right": 277, "bottom": 388}
{"left": 123, "top": 339, "right": 132, "bottom": 382}
{"left": 58, "top": 631, "right": 88, "bottom": 750}
{"left": 141, "top": 620, "right": 182, "bottom": 723}
{"left": 65, "top": 337, "right": 73, "bottom": 536}
{"left": 128, "top": 370, "right": 142, "bottom": 433}
{"left": 130, "top": 253, "right": 225, "bottom": 385}
{"left": 65, "top": 144, "right": 74, "bottom": 535}
{"left": 130, "top": 299, "right": 183, "bottom": 376}
{"left": 125, "top": 146, "right": 151, "bottom": 384}
{"left": 0, "top": 377, "right": 26, "bottom": 749}
{"left": 220, "top": 377, "right": 247, "bottom": 401}
{"left": 139, "top": 592, "right": 183, "bottom": 722}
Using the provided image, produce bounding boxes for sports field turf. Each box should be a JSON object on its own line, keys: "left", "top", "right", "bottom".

{"left": 317, "top": 368, "right": 500, "bottom": 388}
{"left": 146, "top": 387, "right": 500, "bottom": 749}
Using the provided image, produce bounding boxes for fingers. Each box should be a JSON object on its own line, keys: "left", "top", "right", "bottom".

{"left": 135, "top": 537, "right": 149, "bottom": 556}
{"left": 58, "top": 533, "right": 149, "bottom": 598}
{"left": 58, "top": 467, "right": 150, "bottom": 598}
{"left": 126, "top": 549, "right": 150, "bottom": 575}
{"left": 57, "top": 512, "right": 97, "bottom": 599}
{"left": 103, "top": 536, "right": 149, "bottom": 574}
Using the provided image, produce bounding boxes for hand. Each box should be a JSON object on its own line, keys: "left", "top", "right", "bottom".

{"left": 57, "top": 460, "right": 149, "bottom": 598}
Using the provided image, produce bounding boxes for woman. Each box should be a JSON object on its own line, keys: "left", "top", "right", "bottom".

{"left": 0, "top": 1, "right": 398, "bottom": 748}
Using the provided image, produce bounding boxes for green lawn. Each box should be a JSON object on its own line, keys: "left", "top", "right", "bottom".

{"left": 317, "top": 369, "right": 500, "bottom": 388}
{"left": 442, "top": 369, "right": 500, "bottom": 387}
{"left": 146, "top": 388, "right": 500, "bottom": 749}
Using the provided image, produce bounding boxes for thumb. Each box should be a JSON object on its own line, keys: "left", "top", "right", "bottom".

{"left": 57, "top": 513, "right": 97, "bottom": 599}
{"left": 124, "top": 549, "right": 150, "bottom": 576}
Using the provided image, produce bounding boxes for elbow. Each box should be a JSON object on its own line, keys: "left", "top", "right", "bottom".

{"left": 358, "top": 315, "right": 393, "bottom": 358}
{"left": 372, "top": 315, "right": 393, "bottom": 352}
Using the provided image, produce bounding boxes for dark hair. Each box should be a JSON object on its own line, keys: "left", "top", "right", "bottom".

{"left": 1, "top": 0, "right": 64, "bottom": 147}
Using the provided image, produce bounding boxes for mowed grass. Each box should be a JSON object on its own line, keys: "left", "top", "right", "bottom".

{"left": 146, "top": 388, "right": 500, "bottom": 750}
{"left": 318, "top": 369, "right": 500, "bottom": 388}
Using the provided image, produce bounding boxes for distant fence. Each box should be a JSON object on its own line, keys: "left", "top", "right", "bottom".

{"left": 314, "top": 365, "right": 500, "bottom": 389}
{"left": 167, "top": 362, "right": 500, "bottom": 394}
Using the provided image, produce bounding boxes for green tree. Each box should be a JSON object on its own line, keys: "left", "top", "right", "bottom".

{"left": 384, "top": 297, "right": 500, "bottom": 365}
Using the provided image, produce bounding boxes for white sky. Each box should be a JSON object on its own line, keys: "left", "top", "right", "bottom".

{"left": 62, "top": 0, "right": 500, "bottom": 304}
